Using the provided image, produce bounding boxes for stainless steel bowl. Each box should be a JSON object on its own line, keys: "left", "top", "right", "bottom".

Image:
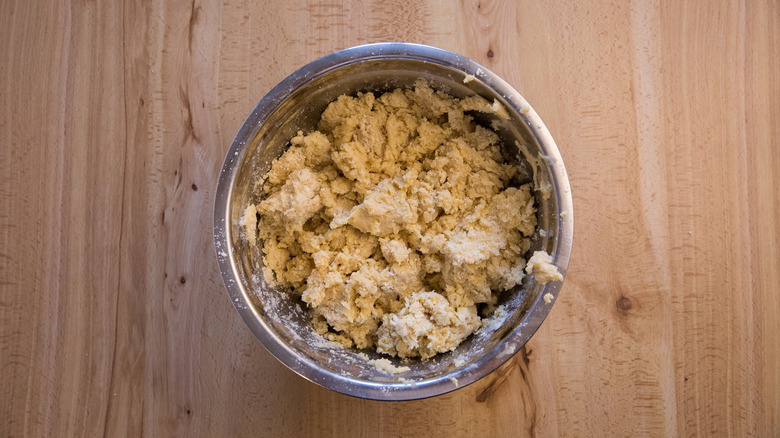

{"left": 214, "top": 43, "right": 573, "bottom": 400}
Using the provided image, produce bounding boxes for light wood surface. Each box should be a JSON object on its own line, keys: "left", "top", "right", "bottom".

{"left": 2, "top": 1, "right": 778, "bottom": 436}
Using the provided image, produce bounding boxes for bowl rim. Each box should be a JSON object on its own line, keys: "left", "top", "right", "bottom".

{"left": 214, "top": 42, "right": 574, "bottom": 401}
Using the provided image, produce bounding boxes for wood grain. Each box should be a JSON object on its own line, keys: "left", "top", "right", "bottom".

{"left": 1, "top": 0, "right": 778, "bottom": 436}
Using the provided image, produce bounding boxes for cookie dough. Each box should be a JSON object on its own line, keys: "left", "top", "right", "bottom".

{"left": 244, "top": 81, "right": 561, "bottom": 359}
{"left": 526, "top": 251, "right": 564, "bottom": 284}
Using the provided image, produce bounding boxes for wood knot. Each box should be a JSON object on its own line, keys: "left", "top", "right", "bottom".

{"left": 487, "top": 49, "right": 494, "bottom": 58}
{"left": 616, "top": 296, "right": 633, "bottom": 311}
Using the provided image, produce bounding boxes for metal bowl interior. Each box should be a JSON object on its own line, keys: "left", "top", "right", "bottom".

{"left": 214, "top": 43, "right": 573, "bottom": 400}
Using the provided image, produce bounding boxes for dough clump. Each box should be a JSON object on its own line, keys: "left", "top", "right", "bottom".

{"left": 245, "top": 81, "right": 560, "bottom": 359}
{"left": 526, "top": 251, "right": 564, "bottom": 284}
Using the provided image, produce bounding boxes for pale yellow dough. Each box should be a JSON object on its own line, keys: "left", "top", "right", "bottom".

{"left": 245, "top": 81, "right": 560, "bottom": 359}
{"left": 526, "top": 251, "right": 564, "bottom": 284}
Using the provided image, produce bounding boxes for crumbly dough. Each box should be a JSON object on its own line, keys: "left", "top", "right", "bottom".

{"left": 526, "top": 251, "right": 564, "bottom": 284}
{"left": 368, "top": 357, "right": 410, "bottom": 374}
{"left": 244, "top": 81, "right": 561, "bottom": 359}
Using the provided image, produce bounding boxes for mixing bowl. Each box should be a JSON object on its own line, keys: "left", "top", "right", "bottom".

{"left": 214, "top": 42, "right": 573, "bottom": 400}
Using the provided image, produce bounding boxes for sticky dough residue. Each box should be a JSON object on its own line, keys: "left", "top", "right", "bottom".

{"left": 243, "top": 80, "right": 561, "bottom": 359}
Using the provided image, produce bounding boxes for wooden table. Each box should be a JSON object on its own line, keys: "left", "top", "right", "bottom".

{"left": 2, "top": 1, "right": 778, "bottom": 436}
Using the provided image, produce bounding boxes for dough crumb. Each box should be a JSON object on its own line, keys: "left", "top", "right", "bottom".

{"left": 244, "top": 81, "right": 556, "bottom": 359}
{"left": 449, "top": 377, "right": 459, "bottom": 387}
{"left": 368, "top": 358, "right": 410, "bottom": 374}
{"left": 543, "top": 292, "right": 554, "bottom": 304}
{"left": 525, "top": 251, "right": 563, "bottom": 284}
{"left": 463, "top": 74, "right": 475, "bottom": 83}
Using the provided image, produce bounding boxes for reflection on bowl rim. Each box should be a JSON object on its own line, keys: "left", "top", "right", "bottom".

{"left": 214, "top": 42, "right": 573, "bottom": 400}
